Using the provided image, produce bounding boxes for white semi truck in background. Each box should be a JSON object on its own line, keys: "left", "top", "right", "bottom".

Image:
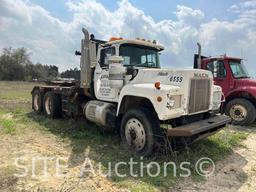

{"left": 31, "top": 28, "right": 231, "bottom": 156}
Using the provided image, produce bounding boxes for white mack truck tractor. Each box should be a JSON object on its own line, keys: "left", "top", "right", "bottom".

{"left": 31, "top": 28, "right": 231, "bottom": 156}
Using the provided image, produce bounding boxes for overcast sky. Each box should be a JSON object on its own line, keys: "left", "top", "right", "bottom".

{"left": 0, "top": 0, "right": 255, "bottom": 75}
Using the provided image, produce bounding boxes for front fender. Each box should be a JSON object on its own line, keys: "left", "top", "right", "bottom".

{"left": 117, "top": 83, "right": 181, "bottom": 120}
{"left": 226, "top": 86, "right": 256, "bottom": 99}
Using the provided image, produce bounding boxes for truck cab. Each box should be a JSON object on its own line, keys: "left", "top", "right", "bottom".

{"left": 94, "top": 38, "right": 163, "bottom": 102}
{"left": 195, "top": 53, "right": 256, "bottom": 125}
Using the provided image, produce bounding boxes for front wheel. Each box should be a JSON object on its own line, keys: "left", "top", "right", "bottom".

{"left": 225, "top": 98, "right": 256, "bottom": 126}
{"left": 120, "top": 108, "right": 160, "bottom": 156}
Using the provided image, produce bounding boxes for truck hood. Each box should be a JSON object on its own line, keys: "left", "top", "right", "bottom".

{"left": 130, "top": 68, "right": 213, "bottom": 87}
{"left": 235, "top": 78, "right": 256, "bottom": 88}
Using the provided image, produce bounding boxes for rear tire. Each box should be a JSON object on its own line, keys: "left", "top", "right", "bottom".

{"left": 120, "top": 107, "right": 161, "bottom": 156}
{"left": 225, "top": 98, "right": 256, "bottom": 126}
{"left": 43, "top": 92, "right": 62, "bottom": 118}
{"left": 32, "top": 89, "right": 43, "bottom": 114}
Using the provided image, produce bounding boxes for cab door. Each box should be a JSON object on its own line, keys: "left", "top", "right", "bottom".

{"left": 94, "top": 46, "right": 119, "bottom": 101}
{"left": 206, "top": 60, "right": 229, "bottom": 95}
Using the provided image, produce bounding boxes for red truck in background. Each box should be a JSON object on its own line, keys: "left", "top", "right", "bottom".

{"left": 194, "top": 43, "right": 256, "bottom": 126}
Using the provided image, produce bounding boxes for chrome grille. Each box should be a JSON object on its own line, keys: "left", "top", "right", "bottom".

{"left": 188, "top": 79, "right": 211, "bottom": 114}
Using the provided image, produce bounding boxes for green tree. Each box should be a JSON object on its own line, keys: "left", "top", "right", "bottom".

{"left": 61, "top": 68, "right": 80, "bottom": 80}
{"left": 0, "top": 47, "right": 59, "bottom": 81}
{"left": 0, "top": 47, "right": 28, "bottom": 80}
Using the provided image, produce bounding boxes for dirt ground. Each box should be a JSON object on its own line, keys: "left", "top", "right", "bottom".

{"left": 0, "top": 81, "right": 256, "bottom": 192}
{"left": 2, "top": 124, "right": 256, "bottom": 192}
{"left": 170, "top": 127, "right": 256, "bottom": 192}
{"left": 0, "top": 112, "right": 123, "bottom": 192}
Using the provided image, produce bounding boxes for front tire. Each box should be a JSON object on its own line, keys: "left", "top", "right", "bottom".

{"left": 43, "top": 92, "right": 62, "bottom": 118}
{"left": 120, "top": 107, "right": 161, "bottom": 156}
{"left": 225, "top": 98, "right": 256, "bottom": 126}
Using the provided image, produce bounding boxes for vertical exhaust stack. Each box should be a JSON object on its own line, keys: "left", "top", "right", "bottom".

{"left": 80, "top": 28, "right": 91, "bottom": 88}
{"left": 197, "top": 43, "right": 202, "bottom": 69}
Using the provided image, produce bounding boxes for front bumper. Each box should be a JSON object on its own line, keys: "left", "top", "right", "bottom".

{"left": 166, "top": 114, "right": 231, "bottom": 137}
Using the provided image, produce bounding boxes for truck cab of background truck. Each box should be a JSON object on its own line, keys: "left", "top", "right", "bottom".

{"left": 194, "top": 54, "right": 256, "bottom": 125}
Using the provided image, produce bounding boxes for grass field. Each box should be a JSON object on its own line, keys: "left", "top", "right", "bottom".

{"left": 0, "top": 81, "right": 252, "bottom": 192}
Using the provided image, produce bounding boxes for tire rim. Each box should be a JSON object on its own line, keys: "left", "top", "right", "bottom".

{"left": 45, "top": 97, "right": 52, "bottom": 115}
{"left": 33, "top": 94, "right": 40, "bottom": 111}
{"left": 230, "top": 104, "right": 247, "bottom": 122}
{"left": 125, "top": 118, "right": 146, "bottom": 151}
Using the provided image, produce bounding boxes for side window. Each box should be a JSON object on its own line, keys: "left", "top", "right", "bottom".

{"left": 141, "top": 55, "right": 156, "bottom": 64}
{"left": 207, "top": 60, "right": 226, "bottom": 78}
{"left": 206, "top": 62, "right": 214, "bottom": 74}
{"left": 122, "top": 56, "right": 130, "bottom": 65}
{"left": 100, "top": 47, "right": 115, "bottom": 68}
{"left": 141, "top": 55, "right": 146, "bottom": 64}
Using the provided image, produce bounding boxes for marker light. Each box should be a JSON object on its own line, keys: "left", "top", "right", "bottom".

{"left": 157, "top": 96, "right": 162, "bottom": 102}
{"left": 109, "top": 37, "right": 123, "bottom": 41}
{"left": 155, "top": 82, "right": 161, "bottom": 90}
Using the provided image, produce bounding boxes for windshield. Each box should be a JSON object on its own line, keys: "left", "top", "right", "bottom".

{"left": 119, "top": 44, "right": 160, "bottom": 68}
{"left": 229, "top": 60, "right": 250, "bottom": 79}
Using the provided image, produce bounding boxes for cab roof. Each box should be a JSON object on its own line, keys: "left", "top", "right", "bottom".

{"left": 203, "top": 55, "right": 242, "bottom": 61}
{"left": 103, "top": 39, "right": 165, "bottom": 51}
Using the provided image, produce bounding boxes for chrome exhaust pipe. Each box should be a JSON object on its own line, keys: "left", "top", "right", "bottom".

{"left": 197, "top": 42, "right": 202, "bottom": 69}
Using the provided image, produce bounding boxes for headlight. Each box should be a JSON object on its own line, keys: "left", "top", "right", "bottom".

{"left": 212, "top": 91, "right": 222, "bottom": 109}
{"left": 168, "top": 96, "right": 175, "bottom": 107}
{"left": 167, "top": 94, "right": 181, "bottom": 109}
{"left": 213, "top": 91, "right": 222, "bottom": 104}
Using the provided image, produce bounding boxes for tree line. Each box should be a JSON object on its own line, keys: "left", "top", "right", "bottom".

{"left": 0, "top": 47, "right": 80, "bottom": 81}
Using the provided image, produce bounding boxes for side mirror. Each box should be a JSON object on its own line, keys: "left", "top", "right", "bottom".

{"left": 75, "top": 50, "right": 81, "bottom": 56}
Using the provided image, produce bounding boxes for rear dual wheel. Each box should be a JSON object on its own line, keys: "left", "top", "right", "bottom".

{"left": 32, "top": 89, "right": 43, "bottom": 114}
{"left": 43, "top": 92, "right": 62, "bottom": 118}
